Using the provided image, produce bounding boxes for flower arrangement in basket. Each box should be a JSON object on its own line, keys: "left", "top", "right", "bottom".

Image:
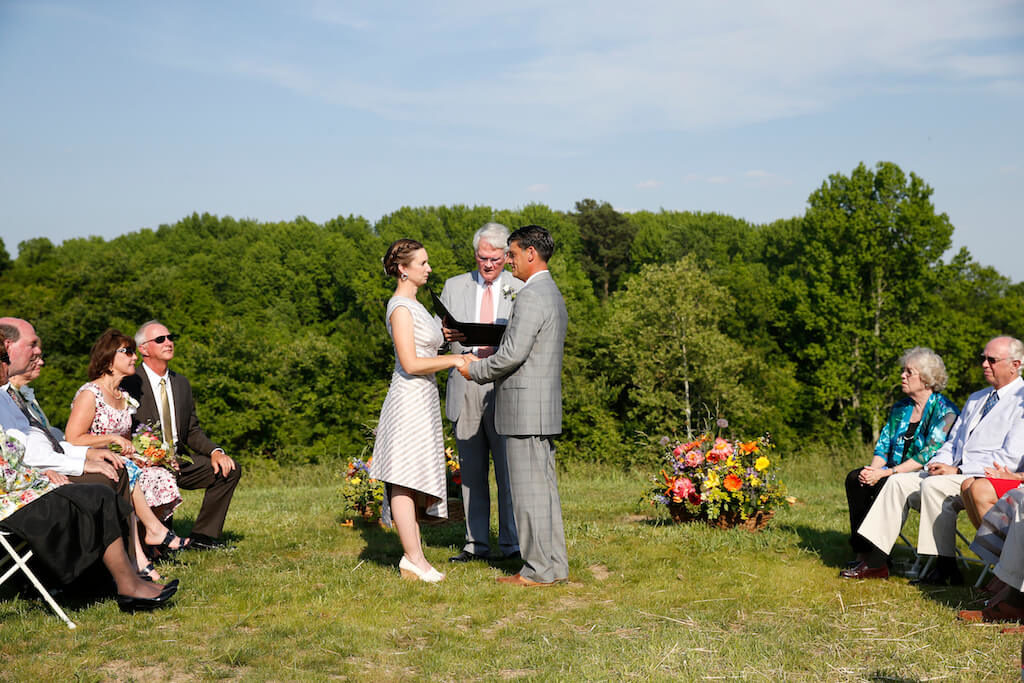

{"left": 647, "top": 428, "right": 787, "bottom": 531}
{"left": 340, "top": 455, "right": 385, "bottom": 523}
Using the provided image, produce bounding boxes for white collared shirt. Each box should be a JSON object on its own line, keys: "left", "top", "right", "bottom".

{"left": 0, "top": 381, "right": 87, "bottom": 475}
{"left": 472, "top": 271, "right": 501, "bottom": 324}
{"left": 141, "top": 364, "right": 178, "bottom": 447}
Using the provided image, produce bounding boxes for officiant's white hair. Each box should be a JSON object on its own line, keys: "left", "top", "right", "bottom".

{"left": 473, "top": 223, "right": 510, "bottom": 253}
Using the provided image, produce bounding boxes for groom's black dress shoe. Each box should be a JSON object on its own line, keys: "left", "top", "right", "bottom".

{"left": 448, "top": 550, "right": 488, "bottom": 563}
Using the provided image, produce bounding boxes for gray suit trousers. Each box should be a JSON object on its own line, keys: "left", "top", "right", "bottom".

{"left": 455, "top": 385, "right": 518, "bottom": 555}
{"left": 506, "top": 435, "right": 568, "bottom": 583}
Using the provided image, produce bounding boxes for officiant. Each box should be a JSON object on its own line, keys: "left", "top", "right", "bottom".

{"left": 440, "top": 223, "right": 521, "bottom": 563}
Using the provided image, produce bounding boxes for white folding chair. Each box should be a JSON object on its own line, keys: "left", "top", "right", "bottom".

{"left": 0, "top": 530, "right": 76, "bottom": 629}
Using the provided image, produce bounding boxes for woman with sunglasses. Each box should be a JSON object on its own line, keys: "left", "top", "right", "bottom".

{"left": 65, "top": 329, "right": 187, "bottom": 582}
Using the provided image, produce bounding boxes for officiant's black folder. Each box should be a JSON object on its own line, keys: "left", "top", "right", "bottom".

{"left": 429, "top": 289, "right": 507, "bottom": 347}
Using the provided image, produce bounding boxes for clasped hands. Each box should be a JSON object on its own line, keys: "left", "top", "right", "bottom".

{"left": 457, "top": 353, "right": 480, "bottom": 379}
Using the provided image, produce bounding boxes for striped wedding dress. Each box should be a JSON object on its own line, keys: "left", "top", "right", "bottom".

{"left": 370, "top": 296, "right": 448, "bottom": 525}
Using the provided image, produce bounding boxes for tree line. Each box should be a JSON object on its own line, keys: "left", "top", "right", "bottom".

{"left": 1, "top": 162, "right": 1021, "bottom": 466}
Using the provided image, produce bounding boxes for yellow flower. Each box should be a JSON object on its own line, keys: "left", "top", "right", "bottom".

{"left": 755, "top": 456, "right": 770, "bottom": 472}
{"left": 704, "top": 470, "right": 720, "bottom": 488}
{"left": 350, "top": 477, "right": 361, "bottom": 485}
{"left": 749, "top": 476, "right": 761, "bottom": 487}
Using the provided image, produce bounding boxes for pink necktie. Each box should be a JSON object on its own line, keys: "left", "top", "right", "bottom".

{"left": 478, "top": 283, "right": 495, "bottom": 357}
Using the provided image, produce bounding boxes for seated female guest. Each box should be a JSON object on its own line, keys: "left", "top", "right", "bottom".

{"left": 842, "top": 347, "right": 959, "bottom": 575}
{"left": 65, "top": 329, "right": 187, "bottom": 582}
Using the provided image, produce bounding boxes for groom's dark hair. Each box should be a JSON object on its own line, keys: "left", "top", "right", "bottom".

{"left": 509, "top": 225, "right": 554, "bottom": 262}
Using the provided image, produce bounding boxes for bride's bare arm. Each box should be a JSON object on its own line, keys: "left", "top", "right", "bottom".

{"left": 390, "top": 306, "right": 467, "bottom": 375}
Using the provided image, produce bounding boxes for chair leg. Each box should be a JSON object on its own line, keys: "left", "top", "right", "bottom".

{"left": 0, "top": 533, "right": 76, "bottom": 629}
{"left": 975, "top": 564, "right": 993, "bottom": 589}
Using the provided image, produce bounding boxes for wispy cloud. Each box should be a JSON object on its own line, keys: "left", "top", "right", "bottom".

{"left": 707, "top": 176, "right": 731, "bottom": 184}
{"left": 186, "top": 0, "right": 1024, "bottom": 142}
{"left": 635, "top": 179, "right": 663, "bottom": 189}
{"left": 526, "top": 183, "right": 550, "bottom": 193}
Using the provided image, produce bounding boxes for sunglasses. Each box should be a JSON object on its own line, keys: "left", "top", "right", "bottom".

{"left": 980, "top": 354, "right": 1007, "bottom": 365}
{"left": 144, "top": 334, "right": 176, "bottom": 345}
{"left": 115, "top": 347, "right": 136, "bottom": 355}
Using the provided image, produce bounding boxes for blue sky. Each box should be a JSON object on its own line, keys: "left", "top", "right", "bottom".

{"left": 2, "top": 1, "right": 1022, "bottom": 280}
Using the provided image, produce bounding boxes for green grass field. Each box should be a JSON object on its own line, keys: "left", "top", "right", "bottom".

{"left": 1, "top": 452, "right": 1020, "bottom": 681}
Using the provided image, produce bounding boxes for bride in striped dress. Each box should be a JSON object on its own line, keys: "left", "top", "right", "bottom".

{"left": 370, "top": 239, "right": 475, "bottom": 583}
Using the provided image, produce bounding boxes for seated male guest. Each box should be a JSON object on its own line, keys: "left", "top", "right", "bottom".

{"left": 6, "top": 349, "right": 64, "bottom": 441}
{"left": 847, "top": 336, "right": 1024, "bottom": 584}
{"left": 121, "top": 320, "right": 241, "bottom": 550}
{"left": 0, "top": 317, "right": 127, "bottom": 494}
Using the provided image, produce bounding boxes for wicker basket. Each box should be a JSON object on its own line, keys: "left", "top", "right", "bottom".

{"left": 667, "top": 504, "right": 774, "bottom": 532}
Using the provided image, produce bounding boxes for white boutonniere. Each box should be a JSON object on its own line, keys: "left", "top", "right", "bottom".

{"left": 501, "top": 284, "right": 516, "bottom": 301}
{"left": 124, "top": 394, "right": 140, "bottom": 415}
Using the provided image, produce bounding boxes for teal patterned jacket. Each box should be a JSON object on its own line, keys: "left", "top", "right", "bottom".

{"left": 873, "top": 393, "right": 960, "bottom": 466}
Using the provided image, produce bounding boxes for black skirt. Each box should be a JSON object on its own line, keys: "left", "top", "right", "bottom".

{"left": 0, "top": 484, "right": 131, "bottom": 585}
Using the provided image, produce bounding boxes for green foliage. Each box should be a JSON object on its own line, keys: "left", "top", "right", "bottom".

{"left": 603, "top": 257, "right": 793, "bottom": 442}
{"left": 1, "top": 163, "right": 1021, "bottom": 465}
{"left": 773, "top": 161, "right": 957, "bottom": 440}
{"left": 572, "top": 198, "right": 636, "bottom": 299}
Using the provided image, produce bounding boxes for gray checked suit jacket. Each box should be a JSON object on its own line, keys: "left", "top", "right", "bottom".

{"left": 440, "top": 270, "right": 520, "bottom": 426}
{"left": 467, "top": 270, "right": 567, "bottom": 436}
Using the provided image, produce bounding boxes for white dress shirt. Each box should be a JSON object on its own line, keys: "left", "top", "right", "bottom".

{"left": 140, "top": 364, "right": 178, "bottom": 447}
{"left": 0, "top": 381, "right": 87, "bottom": 475}
{"left": 928, "top": 375, "right": 1024, "bottom": 475}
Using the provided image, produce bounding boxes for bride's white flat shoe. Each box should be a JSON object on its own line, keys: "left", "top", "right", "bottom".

{"left": 399, "top": 555, "right": 445, "bottom": 582}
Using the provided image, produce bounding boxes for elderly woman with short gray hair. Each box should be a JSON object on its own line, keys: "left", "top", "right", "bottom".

{"left": 841, "top": 347, "right": 959, "bottom": 576}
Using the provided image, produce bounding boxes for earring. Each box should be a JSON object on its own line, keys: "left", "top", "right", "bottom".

{"left": 400, "top": 273, "right": 409, "bottom": 281}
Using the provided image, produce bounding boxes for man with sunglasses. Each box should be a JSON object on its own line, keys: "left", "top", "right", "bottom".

{"left": 122, "top": 320, "right": 241, "bottom": 551}
{"left": 851, "top": 336, "right": 1024, "bottom": 584}
{"left": 440, "top": 223, "right": 521, "bottom": 563}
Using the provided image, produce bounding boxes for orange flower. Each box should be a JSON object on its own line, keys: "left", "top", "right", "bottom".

{"left": 723, "top": 474, "right": 743, "bottom": 492}
{"left": 739, "top": 440, "right": 759, "bottom": 455}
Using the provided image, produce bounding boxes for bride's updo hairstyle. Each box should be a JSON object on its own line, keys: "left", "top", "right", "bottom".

{"left": 383, "top": 238, "right": 424, "bottom": 279}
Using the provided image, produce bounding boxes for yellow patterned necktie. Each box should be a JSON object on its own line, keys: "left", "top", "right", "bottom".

{"left": 159, "top": 378, "right": 174, "bottom": 449}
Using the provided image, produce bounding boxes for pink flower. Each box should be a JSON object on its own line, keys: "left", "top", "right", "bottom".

{"left": 672, "top": 445, "right": 684, "bottom": 457}
{"left": 670, "top": 477, "right": 696, "bottom": 503}
{"left": 684, "top": 450, "right": 704, "bottom": 467}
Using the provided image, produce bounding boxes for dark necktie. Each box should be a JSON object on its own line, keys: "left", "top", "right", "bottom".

{"left": 980, "top": 390, "right": 1000, "bottom": 420}
{"left": 7, "top": 386, "right": 64, "bottom": 453}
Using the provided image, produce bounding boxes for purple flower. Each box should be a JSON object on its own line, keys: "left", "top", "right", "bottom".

{"left": 659, "top": 436, "right": 670, "bottom": 446}
{"left": 716, "top": 418, "right": 729, "bottom": 429}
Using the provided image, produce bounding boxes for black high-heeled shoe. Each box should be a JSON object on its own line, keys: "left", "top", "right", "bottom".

{"left": 117, "top": 580, "right": 179, "bottom": 612}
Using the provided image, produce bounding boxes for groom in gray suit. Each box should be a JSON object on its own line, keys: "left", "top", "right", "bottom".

{"left": 460, "top": 225, "right": 569, "bottom": 586}
{"left": 442, "top": 223, "right": 521, "bottom": 563}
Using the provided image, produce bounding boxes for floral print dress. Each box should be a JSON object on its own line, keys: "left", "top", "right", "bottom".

{"left": 73, "top": 382, "right": 181, "bottom": 519}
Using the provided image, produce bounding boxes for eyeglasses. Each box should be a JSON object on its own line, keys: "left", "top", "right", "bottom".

{"left": 475, "top": 254, "right": 505, "bottom": 265}
{"left": 115, "top": 347, "right": 135, "bottom": 355}
{"left": 980, "top": 354, "right": 1008, "bottom": 365}
{"left": 144, "top": 334, "right": 176, "bottom": 345}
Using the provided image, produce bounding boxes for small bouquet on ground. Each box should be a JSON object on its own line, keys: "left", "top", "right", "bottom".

{"left": 646, "top": 428, "right": 787, "bottom": 531}
{"left": 445, "top": 446, "right": 462, "bottom": 498}
{"left": 340, "top": 456, "right": 384, "bottom": 522}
